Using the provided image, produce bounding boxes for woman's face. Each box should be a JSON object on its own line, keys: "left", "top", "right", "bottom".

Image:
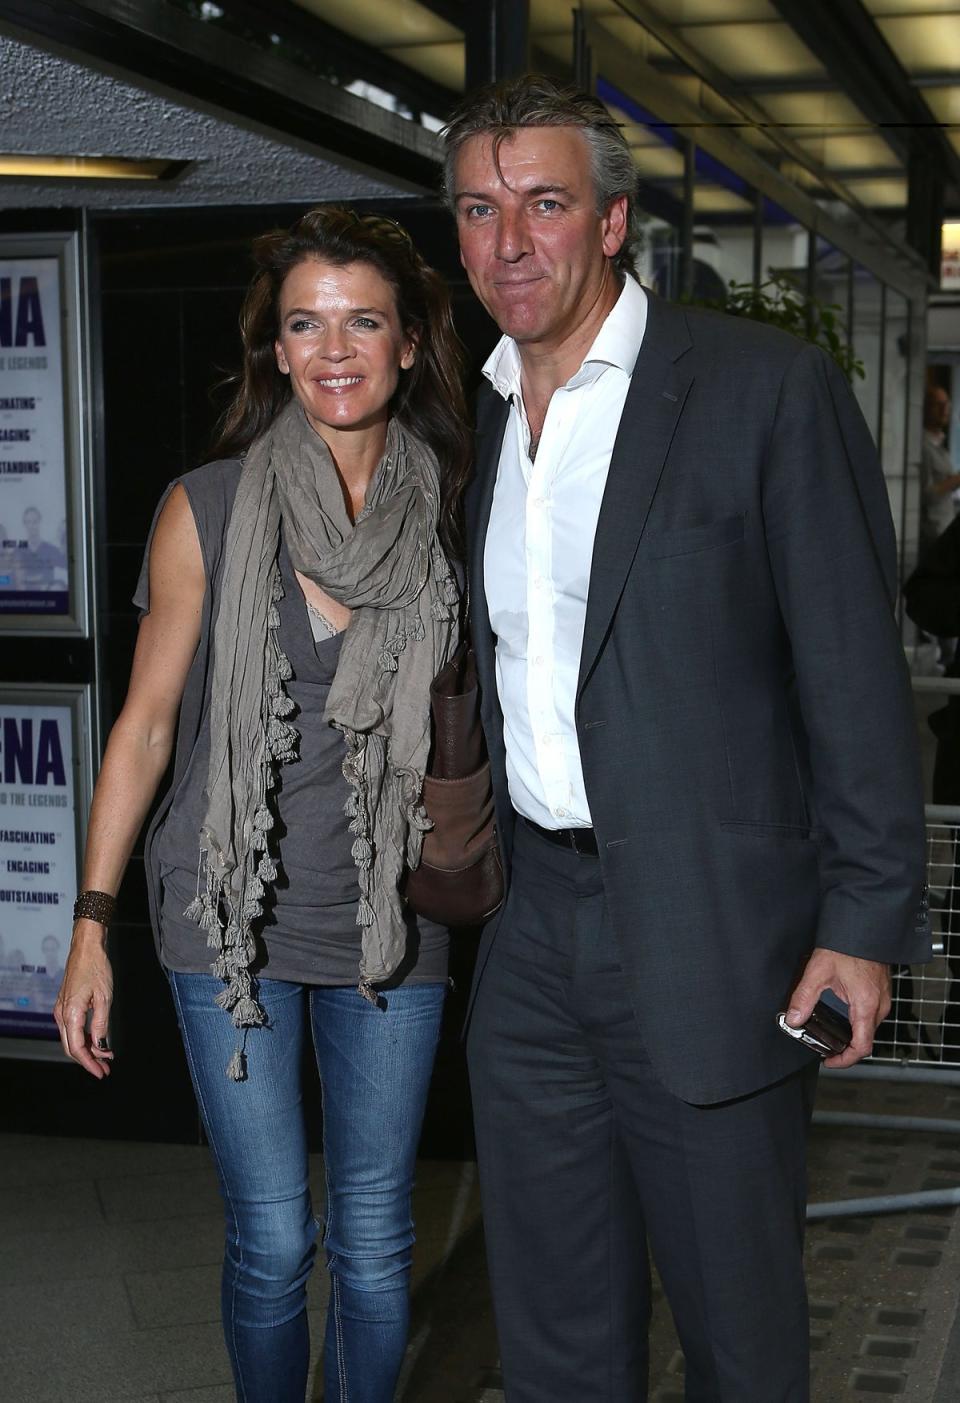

{"left": 274, "top": 258, "right": 416, "bottom": 442}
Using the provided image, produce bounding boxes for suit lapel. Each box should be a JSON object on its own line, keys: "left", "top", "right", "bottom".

{"left": 577, "top": 295, "right": 694, "bottom": 699}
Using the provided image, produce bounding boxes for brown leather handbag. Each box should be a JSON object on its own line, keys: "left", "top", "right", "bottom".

{"left": 405, "top": 641, "right": 504, "bottom": 927}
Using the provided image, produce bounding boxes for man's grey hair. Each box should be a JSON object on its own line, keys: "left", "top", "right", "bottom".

{"left": 441, "top": 74, "right": 642, "bottom": 277}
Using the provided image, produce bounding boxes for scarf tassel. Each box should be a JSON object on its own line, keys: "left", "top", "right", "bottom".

{"left": 226, "top": 1047, "right": 247, "bottom": 1082}
{"left": 270, "top": 692, "right": 296, "bottom": 718}
{"left": 232, "top": 996, "right": 265, "bottom": 1028}
{"left": 351, "top": 835, "right": 373, "bottom": 868}
{"left": 267, "top": 717, "right": 298, "bottom": 752}
{"left": 182, "top": 895, "right": 204, "bottom": 923}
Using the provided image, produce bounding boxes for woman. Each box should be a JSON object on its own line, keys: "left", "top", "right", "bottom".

{"left": 53, "top": 207, "right": 470, "bottom": 1403}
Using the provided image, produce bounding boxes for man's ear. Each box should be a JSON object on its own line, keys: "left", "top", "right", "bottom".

{"left": 601, "top": 194, "right": 629, "bottom": 260}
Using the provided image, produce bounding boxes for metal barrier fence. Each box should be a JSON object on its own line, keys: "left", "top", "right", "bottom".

{"left": 805, "top": 677, "right": 960, "bottom": 1220}
{"left": 867, "top": 809, "right": 960, "bottom": 1068}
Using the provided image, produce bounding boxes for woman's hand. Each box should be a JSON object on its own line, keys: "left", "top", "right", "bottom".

{"left": 53, "top": 919, "right": 115, "bottom": 1079}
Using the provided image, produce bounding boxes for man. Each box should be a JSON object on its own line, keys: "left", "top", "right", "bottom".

{"left": 20, "top": 505, "right": 66, "bottom": 590}
{"left": 919, "top": 383, "right": 960, "bottom": 668}
{"left": 920, "top": 382, "right": 959, "bottom": 553}
{"left": 442, "top": 75, "right": 930, "bottom": 1401}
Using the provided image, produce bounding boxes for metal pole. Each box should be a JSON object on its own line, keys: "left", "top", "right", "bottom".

{"left": 573, "top": 7, "right": 592, "bottom": 90}
{"left": 465, "top": 0, "right": 530, "bottom": 90}
{"left": 680, "top": 138, "right": 695, "bottom": 300}
{"left": 752, "top": 190, "right": 763, "bottom": 292}
{"left": 807, "top": 1186, "right": 960, "bottom": 1221}
{"left": 814, "top": 1110, "right": 960, "bottom": 1135}
{"left": 830, "top": 1063, "right": 960, "bottom": 1086}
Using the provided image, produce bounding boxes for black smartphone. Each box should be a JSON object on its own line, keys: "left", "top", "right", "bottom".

{"left": 777, "top": 989, "right": 852, "bottom": 1057}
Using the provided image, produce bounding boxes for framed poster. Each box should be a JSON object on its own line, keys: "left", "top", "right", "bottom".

{"left": 0, "top": 684, "right": 93, "bottom": 1043}
{"left": 0, "top": 233, "right": 90, "bottom": 634}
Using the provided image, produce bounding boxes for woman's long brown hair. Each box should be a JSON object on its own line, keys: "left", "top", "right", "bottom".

{"left": 211, "top": 207, "right": 471, "bottom": 559}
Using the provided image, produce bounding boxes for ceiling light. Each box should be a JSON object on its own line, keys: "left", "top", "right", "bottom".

{"left": 0, "top": 155, "right": 187, "bottom": 180}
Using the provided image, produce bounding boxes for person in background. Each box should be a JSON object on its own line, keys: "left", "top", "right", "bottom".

{"left": 921, "top": 384, "right": 959, "bottom": 551}
{"left": 20, "top": 504, "right": 66, "bottom": 589}
{"left": 919, "top": 382, "right": 960, "bottom": 670}
{"left": 52, "top": 206, "right": 470, "bottom": 1403}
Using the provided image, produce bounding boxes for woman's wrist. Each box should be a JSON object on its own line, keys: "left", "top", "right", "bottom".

{"left": 71, "top": 916, "right": 110, "bottom": 946}
{"left": 73, "top": 889, "right": 117, "bottom": 926}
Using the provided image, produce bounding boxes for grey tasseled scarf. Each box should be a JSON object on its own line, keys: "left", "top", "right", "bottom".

{"left": 187, "top": 399, "right": 458, "bottom": 1079}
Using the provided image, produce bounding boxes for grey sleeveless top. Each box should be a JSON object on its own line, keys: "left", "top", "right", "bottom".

{"left": 135, "top": 458, "right": 448, "bottom": 987}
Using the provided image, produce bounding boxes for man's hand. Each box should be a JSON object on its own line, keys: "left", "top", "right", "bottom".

{"left": 784, "top": 949, "right": 891, "bottom": 1069}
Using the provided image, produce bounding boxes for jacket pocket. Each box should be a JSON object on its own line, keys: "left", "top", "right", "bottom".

{"left": 720, "top": 819, "right": 822, "bottom": 842}
{"left": 646, "top": 513, "right": 746, "bottom": 560}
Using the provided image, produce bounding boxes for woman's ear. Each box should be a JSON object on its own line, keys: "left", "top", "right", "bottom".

{"left": 275, "top": 339, "right": 290, "bottom": 375}
{"left": 400, "top": 333, "right": 418, "bottom": 372}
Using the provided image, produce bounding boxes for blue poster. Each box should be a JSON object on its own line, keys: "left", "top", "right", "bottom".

{"left": 0, "top": 701, "right": 76, "bottom": 1038}
{"left": 0, "top": 258, "right": 69, "bottom": 618}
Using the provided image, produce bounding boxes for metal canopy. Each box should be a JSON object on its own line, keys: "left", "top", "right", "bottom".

{"left": 1, "top": 0, "right": 959, "bottom": 249}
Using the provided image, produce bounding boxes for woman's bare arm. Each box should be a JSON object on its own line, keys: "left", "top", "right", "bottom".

{"left": 53, "top": 485, "right": 205, "bottom": 1077}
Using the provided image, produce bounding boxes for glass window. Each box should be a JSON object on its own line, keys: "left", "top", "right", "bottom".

{"left": 597, "top": 83, "right": 685, "bottom": 298}
{"left": 760, "top": 201, "right": 808, "bottom": 292}
{"left": 812, "top": 237, "right": 851, "bottom": 347}
{"left": 690, "top": 148, "right": 756, "bottom": 301}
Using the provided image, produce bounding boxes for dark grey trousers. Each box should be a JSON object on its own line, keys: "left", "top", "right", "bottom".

{"left": 467, "top": 819, "right": 817, "bottom": 1402}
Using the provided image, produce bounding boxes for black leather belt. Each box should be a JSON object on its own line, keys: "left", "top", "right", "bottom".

{"left": 523, "top": 816, "right": 599, "bottom": 856}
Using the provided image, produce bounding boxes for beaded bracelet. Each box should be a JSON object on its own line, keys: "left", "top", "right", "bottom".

{"left": 73, "top": 890, "right": 117, "bottom": 926}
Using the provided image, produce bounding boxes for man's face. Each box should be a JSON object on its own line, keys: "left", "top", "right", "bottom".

{"left": 929, "top": 387, "right": 952, "bottom": 432}
{"left": 452, "top": 125, "right": 626, "bottom": 349}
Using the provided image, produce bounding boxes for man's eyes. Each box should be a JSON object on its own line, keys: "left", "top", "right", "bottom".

{"left": 463, "top": 199, "right": 562, "bottom": 217}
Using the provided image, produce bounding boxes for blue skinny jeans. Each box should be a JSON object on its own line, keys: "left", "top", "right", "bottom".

{"left": 168, "top": 972, "right": 446, "bottom": 1403}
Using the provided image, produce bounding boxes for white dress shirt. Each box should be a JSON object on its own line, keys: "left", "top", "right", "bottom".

{"left": 482, "top": 275, "right": 648, "bottom": 829}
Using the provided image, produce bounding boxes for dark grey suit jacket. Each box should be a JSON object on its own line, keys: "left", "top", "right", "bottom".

{"left": 466, "top": 291, "right": 930, "bottom": 1105}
